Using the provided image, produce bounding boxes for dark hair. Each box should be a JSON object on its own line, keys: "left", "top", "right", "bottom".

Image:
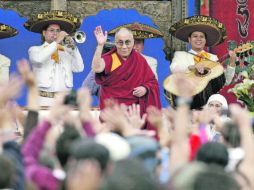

{"left": 193, "top": 164, "right": 240, "bottom": 190}
{"left": 64, "top": 90, "right": 78, "bottom": 106}
{"left": 134, "top": 38, "right": 145, "bottom": 44}
{"left": 70, "top": 139, "right": 110, "bottom": 172}
{"left": 188, "top": 31, "right": 207, "bottom": 40}
{"left": 169, "top": 163, "right": 240, "bottom": 190}
{"left": 196, "top": 142, "right": 228, "bottom": 167}
{"left": 0, "top": 154, "right": 15, "bottom": 188}
{"left": 221, "top": 121, "right": 241, "bottom": 148}
{"left": 56, "top": 124, "right": 82, "bottom": 167}
{"left": 101, "top": 159, "right": 159, "bottom": 190}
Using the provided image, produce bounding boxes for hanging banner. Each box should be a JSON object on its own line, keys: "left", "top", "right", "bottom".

{"left": 210, "top": 0, "right": 254, "bottom": 57}
{"left": 200, "top": 0, "right": 209, "bottom": 16}
{"left": 210, "top": 0, "right": 254, "bottom": 104}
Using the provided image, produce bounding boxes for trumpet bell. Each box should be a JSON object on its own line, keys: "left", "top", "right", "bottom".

{"left": 74, "top": 31, "right": 86, "bottom": 43}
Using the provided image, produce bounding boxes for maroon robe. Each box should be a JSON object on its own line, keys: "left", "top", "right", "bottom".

{"left": 95, "top": 48, "right": 161, "bottom": 137}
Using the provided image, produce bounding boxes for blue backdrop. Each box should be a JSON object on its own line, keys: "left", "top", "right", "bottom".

{"left": 0, "top": 4, "right": 194, "bottom": 107}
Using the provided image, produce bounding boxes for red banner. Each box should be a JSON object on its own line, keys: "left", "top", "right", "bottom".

{"left": 210, "top": 0, "right": 254, "bottom": 58}
{"left": 210, "top": 0, "right": 254, "bottom": 104}
{"left": 200, "top": 0, "right": 210, "bottom": 16}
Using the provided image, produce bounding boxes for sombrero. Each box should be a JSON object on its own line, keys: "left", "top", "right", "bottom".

{"left": 169, "top": 15, "right": 227, "bottom": 47}
{"left": 108, "top": 22, "right": 163, "bottom": 39}
{"left": 0, "top": 23, "right": 18, "bottom": 39}
{"left": 24, "top": 10, "right": 81, "bottom": 33}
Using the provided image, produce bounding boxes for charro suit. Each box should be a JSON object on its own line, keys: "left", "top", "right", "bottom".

{"left": 170, "top": 50, "right": 235, "bottom": 85}
{"left": 29, "top": 41, "right": 84, "bottom": 106}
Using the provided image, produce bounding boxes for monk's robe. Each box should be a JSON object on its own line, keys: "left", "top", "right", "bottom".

{"left": 96, "top": 48, "right": 161, "bottom": 138}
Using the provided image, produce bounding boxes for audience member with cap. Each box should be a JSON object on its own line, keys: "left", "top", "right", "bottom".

{"left": 0, "top": 23, "right": 18, "bottom": 83}
{"left": 206, "top": 93, "right": 229, "bottom": 116}
{"left": 203, "top": 93, "right": 231, "bottom": 141}
{"left": 24, "top": 10, "right": 84, "bottom": 106}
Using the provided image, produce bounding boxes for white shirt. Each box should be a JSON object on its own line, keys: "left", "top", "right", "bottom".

{"left": 28, "top": 41, "right": 84, "bottom": 106}
{"left": 142, "top": 54, "right": 158, "bottom": 79}
{"left": 170, "top": 50, "right": 235, "bottom": 85}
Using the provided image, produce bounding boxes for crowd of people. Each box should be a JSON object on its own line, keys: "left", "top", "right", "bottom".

{"left": 0, "top": 10, "right": 254, "bottom": 190}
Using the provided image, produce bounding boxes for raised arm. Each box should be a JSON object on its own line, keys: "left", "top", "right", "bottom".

{"left": 169, "top": 73, "right": 196, "bottom": 174}
{"left": 91, "top": 26, "right": 107, "bottom": 73}
{"left": 17, "top": 59, "right": 39, "bottom": 139}
{"left": 230, "top": 104, "right": 254, "bottom": 189}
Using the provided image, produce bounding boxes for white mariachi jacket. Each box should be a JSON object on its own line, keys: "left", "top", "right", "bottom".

{"left": 28, "top": 41, "right": 84, "bottom": 90}
{"left": 170, "top": 50, "right": 235, "bottom": 85}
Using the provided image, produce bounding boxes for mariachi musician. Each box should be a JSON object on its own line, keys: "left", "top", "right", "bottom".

{"left": 24, "top": 10, "right": 84, "bottom": 106}
{"left": 164, "top": 15, "right": 236, "bottom": 109}
{"left": 0, "top": 23, "right": 18, "bottom": 83}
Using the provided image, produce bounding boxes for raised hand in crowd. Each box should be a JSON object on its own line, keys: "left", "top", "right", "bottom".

{"left": 147, "top": 106, "right": 173, "bottom": 148}
{"left": 173, "top": 72, "right": 196, "bottom": 99}
{"left": 169, "top": 73, "right": 196, "bottom": 174}
{"left": 17, "top": 59, "right": 36, "bottom": 88}
{"left": 0, "top": 105, "right": 17, "bottom": 144}
{"left": 77, "top": 87, "right": 93, "bottom": 123}
{"left": 101, "top": 102, "right": 155, "bottom": 137}
{"left": 100, "top": 102, "right": 130, "bottom": 135}
{"left": 17, "top": 59, "right": 40, "bottom": 139}
{"left": 0, "top": 74, "right": 23, "bottom": 108}
{"left": 229, "top": 104, "right": 254, "bottom": 189}
{"left": 125, "top": 104, "right": 146, "bottom": 129}
{"left": 47, "top": 93, "right": 72, "bottom": 124}
{"left": 0, "top": 74, "right": 24, "bottom": 140}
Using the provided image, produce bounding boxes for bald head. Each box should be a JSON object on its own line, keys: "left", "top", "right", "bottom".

{"left": 115, "top": 27, "right": 134, "bottom": 41}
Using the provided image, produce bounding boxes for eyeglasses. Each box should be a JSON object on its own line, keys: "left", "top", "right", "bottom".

{"left": 47, "top": 29, "right": 61, "bottom": 34}
{"left": 115, "top": 40, "right": 132, "bottom": 47}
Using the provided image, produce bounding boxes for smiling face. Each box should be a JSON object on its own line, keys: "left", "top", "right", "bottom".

{"left": 188, "top": 31, "right": 206, "bottom": 53}
{"left": 115, "top": 28, "right": 134, "bottom": 60}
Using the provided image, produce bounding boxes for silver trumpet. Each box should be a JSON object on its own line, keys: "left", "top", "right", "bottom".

{"left": 73, "top": 31, "right": 86, "bottom": 43}
{"left": 63, "top": 31, "right": 86, "bottom": 49}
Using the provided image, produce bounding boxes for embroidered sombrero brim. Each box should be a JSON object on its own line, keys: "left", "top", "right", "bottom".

{"left": 0, "top": 23, "right": 18, "bottom": 39}
{"left": 24, "top": 10, "right": 81, "bottom": 33}
{"left": 108, "top": 22, "right": 163, "bottom": 39}
{"left": 169, "top": 15, "right": 227, "bottom": 47}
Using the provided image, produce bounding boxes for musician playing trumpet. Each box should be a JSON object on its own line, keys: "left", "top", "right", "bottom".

{"left": 167, "top": 15, "right": 236, "bottom": 109}
{"left": 24, "top": 11, "right": 84, "bottom": 106}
